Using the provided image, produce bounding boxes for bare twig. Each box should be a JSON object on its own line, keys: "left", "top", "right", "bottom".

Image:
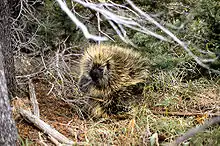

{"left": 170, "top": 116, "right": 220, "bottom": 146}
{"left": 47, "top": 82, "right": 55, "bottom": 96}
{"left": 12, "top": 0, "right": 23, "bottom": 24}
{"left": 108, "top": 20, "right": 136, "bottom": 47}
{"left": 48, "top": 134, "right": 62, "bottom": 146}
{"left": 16, "top": 70, "right": 45, "bottom": 79}
{"left": 97, "top": 12, "right": 115, "bottom": 43}
{"left": 73, "top": 0, "right": 168, "bottom": 41}
{"left": 38, "top": 132, "right": 48, "bottom": 146}
{"left": 151, "top": 111, "right": 220, "bottom": 117}
{"left": 55, "top": 0, "right": 108, "bottom": 41}
{"left": 55, "top": 48, "right": 64, "bottom": 90}
{"left": 28, "top": 79, "right": 40, "bottom": 117}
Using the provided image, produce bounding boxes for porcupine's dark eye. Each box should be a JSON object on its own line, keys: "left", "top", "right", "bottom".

{"left": 106, "top": 61, "right": 110, "bottom": 70}
{"left": 89, "top": 66, "right": 104, "bottom": 82}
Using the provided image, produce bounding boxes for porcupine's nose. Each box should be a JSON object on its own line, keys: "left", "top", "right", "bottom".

{"left": 89, "top": 67, "right": 104, "bottom": 83}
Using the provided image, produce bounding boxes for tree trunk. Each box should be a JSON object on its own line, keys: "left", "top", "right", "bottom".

{"left": 0, "top": 0, "right": 18, "bottom": 145}
{"left": 0, "top": 0, "right": 17, "bottom": 99}
{"left": 0, "top": 51, "right": 18, "bottom": 145}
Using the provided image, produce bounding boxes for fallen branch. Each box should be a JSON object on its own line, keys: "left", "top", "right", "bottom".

{"left": 48, "top": 134, "right": 62, "bottom": 146}
{"left": 28, "top": 79, "right": 40, "bottom": 117}
{"left": 38, "top": 132, "right": 48, "bottom": 146}
{"left": 19, "top": 108, "right": 88, "bottom": 145}
{"left": 151, "top": 111, "right": 220, "bottom": 117}
{"left": 169, "top": 116, "right": 220, "bottom": 146}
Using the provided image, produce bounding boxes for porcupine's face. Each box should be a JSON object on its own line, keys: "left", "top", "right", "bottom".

{"left": 78, "top": 53, "right": 112, "bottom": 94}
{"left": 90, "top": 63, "right": 110, "bottom": 85}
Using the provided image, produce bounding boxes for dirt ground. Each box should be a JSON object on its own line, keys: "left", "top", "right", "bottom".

{"left": 15, "top": 81, "right": 89, "bottom": 145}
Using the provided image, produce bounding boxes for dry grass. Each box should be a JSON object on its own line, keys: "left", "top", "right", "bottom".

{"left": 15, "top": 69, "right": 219, "bottom": 145}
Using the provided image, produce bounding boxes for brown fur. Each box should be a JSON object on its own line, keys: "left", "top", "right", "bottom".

{"left": 78, "top": 44, "right": 149, "bottom": 118}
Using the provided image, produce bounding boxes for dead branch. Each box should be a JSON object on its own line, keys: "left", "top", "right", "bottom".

{"left": 16, "top": 70, "right": 45, "bottom": 79}
{"left": 57, "top": 0, "right": 168, "bottom": 42}
{"left": 56, "top": 0, "right": 107, "bottom": 41}
{"left": 169, "top": 116, "right": 220, "bottom": 146}
{"left": 19, "top": 108, "right": 88, "bottom": 145}
{"left": 48, "top": 134, "right": 62, "bottom": 146}
{"left": 151, "top": 111, "right": 220, "bottom": 117}
{"left": 28, "top": 79, "right": 40, "bottom": 117}
{"left": 38, "top": 132, "right": 48, "bottom": 146}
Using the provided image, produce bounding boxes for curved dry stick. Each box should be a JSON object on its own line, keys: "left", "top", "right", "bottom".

{"left": 151, "top": 111, "right": 220, "bottom": 117}
{"left": 170, "top": 116, "right": 220, "bottom": 146}
{"left": 56, "top": 0, "right": 107, "bottom": 41}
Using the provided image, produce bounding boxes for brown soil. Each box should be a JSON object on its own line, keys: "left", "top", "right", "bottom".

{"left": 15, "top": 81, "right": 87, "bottom": 145}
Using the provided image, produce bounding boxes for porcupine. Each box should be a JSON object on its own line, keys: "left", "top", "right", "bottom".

{"left": 78, "top": 44, "right": 149, "bottom": 119}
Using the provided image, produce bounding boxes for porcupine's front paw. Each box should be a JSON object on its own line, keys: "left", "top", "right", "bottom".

{"left": 89, "top": 103, "right": 109, "bottom": 119}
{"left": 103, "top": 101, "right": 133, "bottom": 120}
{"left": 90, "top": 102, "right": 133, "bottom": 120}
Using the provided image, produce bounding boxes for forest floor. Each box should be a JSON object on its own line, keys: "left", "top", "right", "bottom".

{"left": 13, "top": 78, "right": 220, "bottom": 146}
